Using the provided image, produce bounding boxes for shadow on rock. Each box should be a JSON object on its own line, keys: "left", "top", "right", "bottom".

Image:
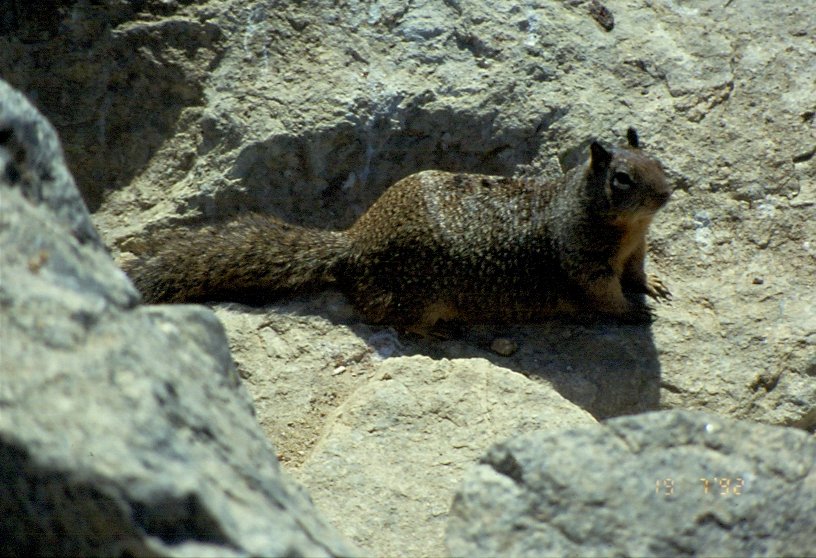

{"left": 185, "top": 99, "right": 559, "bottom": 230}
{"left": 236, "top": 291, "right": 663, "bottom": 421}
{"left": 0, "top": 3, "right": 224, "bottom": 212}
{"left": 401, "top": 321, "right": 663, "bottom": 421}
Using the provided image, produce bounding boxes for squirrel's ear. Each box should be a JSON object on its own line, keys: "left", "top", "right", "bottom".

{"left": 626, "top": 127, "right": 640, "bottom": 148}
{"left": 589, "top": 141, "right": 612, "bottom": 171}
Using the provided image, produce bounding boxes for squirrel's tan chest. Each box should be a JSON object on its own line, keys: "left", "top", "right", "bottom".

{"left": 610, "top": 216, "right": 651, "bottom": 276}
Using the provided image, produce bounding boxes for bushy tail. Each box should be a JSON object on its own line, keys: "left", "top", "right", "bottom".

{"left": 127, "top": 214, "right": 351, "bottom": 304}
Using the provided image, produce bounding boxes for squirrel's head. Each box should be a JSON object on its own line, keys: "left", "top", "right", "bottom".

{"left": 587, "top": 128, "right": 671, "bottom": 218}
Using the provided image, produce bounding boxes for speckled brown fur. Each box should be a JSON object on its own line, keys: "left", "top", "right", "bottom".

{"left": 127, "top": 128, "right": 672, "bottom": 328}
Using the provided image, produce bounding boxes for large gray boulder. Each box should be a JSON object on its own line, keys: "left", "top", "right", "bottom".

{"left": 292, "top": 355, "right": 597, "bottom": 557}
{"left": 447, "top": 410, "right": 816, "bottom": 557}
{"left": 0, "top": 80, "right": 357, "bottom": 557}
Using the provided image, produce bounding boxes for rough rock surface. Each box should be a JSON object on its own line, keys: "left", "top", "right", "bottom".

{"left": 296, "top": 356, "right": 594, "bottom": 557}
{"left": 216, "top": 300, "right": 597, "bottom": 556}
{"left": 447, "top": 410, "right": 816, "bottom": 558}
{"left": 4, "top": 0, "right": 808, "bottom": 429}
{"left": 0, "top": 80, "right": 356, "bottom": 557}
{"left": 3, "top": 0, "right": 815, "bottom": 555}
{"left": 214, "top": 304, "right": 596, "bottom": 556}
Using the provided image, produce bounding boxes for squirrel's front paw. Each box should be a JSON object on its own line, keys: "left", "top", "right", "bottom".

{"left": 645, "top": 274, "right": 672, "bottom": 301}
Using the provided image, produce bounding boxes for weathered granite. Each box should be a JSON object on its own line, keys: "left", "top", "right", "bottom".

{"left": 0, "top": 79, "right": 357, "bottom": 557}
{"left": 447, "top": 410, "right": 816, "bottom": 557}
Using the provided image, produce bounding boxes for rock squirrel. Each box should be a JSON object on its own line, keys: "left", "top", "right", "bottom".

{"left": 128, "top": 128, "right": 672, "bottom": 329}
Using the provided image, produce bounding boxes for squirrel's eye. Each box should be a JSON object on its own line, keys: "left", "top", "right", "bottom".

{"left": 613, "top": 172, "right": 633, "bottom": 190}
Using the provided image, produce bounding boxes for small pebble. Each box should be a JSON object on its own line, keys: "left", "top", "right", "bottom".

{"left": 490, "top": 337, "right": 518, "bottom": 357}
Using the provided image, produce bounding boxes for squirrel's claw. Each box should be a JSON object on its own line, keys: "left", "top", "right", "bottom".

{"left": 645, "top": 274, "right": 672, "bottom": 301}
